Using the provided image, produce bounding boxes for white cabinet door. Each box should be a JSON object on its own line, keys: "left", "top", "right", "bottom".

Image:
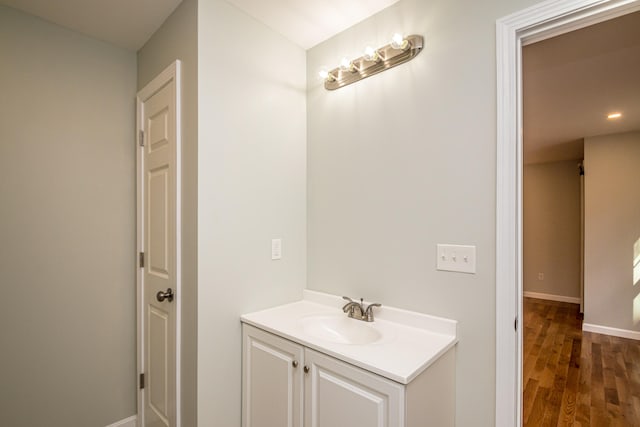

{"left": 242, "top": 325, "right": 304, "bottom": 427}
{"left": 304, "top": 348, "right": 404, "bottom": 427}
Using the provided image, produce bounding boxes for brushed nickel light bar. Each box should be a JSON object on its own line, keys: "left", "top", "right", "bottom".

{"left": 320, "top": 34, "right": 424, "bottom": 91}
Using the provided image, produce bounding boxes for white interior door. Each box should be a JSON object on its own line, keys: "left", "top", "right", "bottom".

{"left": 137, "top": 61, "right": 181, "bottom": 427}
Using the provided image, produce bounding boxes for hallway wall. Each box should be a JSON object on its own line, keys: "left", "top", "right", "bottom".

{"left": 584, "top": 131, "right": 640, "bottom": 333}
{"left": 523, "top": 160, "right": 582, "bottom": 299}
{"left": 0, "top": 6, "right": 137, "bottom": 426}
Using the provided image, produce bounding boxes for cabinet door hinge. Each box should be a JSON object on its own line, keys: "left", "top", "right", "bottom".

{"left": 139, "top": 252, "right": 145, "bottom": 268}
{"left": 139, "top": 373, "right": 145, "bottom": 389}
{"left": 514, "top": 316, "right": 518, "bottom": 331}
{"left": 139, "top": 130, "right": 145, "bottom": 147}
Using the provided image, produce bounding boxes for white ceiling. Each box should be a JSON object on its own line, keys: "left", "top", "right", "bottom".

{"left": 0, "top": 0, "right": 183, "bottom": 51}
{"left": 1, "top": 0, "right": 399, "bottom": 51}
{"left": 225, "top": 0, "right": 400, "bottom": 49}
{"left": 523, "top": 11, "right": 640, "bottom": 164}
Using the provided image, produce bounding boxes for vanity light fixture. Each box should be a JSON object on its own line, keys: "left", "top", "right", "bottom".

{"left": 607, "top": 112, "right": 622, "bottom": 119}
{"left": 320, "top": 33, "right": 423, "bottom": 90}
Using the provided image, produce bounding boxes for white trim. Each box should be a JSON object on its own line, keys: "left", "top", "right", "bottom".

{"left": 136, "top": 60, "right": 182, "bottom": 427}
{"left": 135, "top": 71, "right": 143, "bottom": 427}
{"left": 583, "top": 323, "right": 640, "bottom": 340}
{"left": 523, "top": 291, "right": 581, "bottom": 304}
{"left": 105, "top": 415, "right": 137, "bottom": 427}
{"left": 135, "top": 86, "right": 143, "bottom": 427}
{"left": 495, "top": 1, "right": 640, "bottom": 425}
{"left": 521, "top": 0, "right": 640, "bottom": 45}
{"left": 579, "top": 170, "right": 585, "bottom": 313}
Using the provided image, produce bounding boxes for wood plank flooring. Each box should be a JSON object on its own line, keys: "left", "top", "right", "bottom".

{"left": 523, "top": 297, "right": 640, "bottom": 426}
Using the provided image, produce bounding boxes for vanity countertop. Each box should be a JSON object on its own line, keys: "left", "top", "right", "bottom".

{"left": 241, "top": 290, "right": 458, "bottom": 384}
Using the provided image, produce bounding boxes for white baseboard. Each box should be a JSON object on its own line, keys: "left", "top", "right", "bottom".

{"left": 523, "top": 291, "right": 580, "bottom": 304}
{"left": 105, "top": 415, "right": 137, "bottom": 427}
{"left": 583, "top": 323, "right": 640, "bottom": 341}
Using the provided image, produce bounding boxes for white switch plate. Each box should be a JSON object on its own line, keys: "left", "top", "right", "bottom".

{"left": 436, "top": 244, "right": 476, "bottom": 274}
{"left": 271, "top": 239, "right": 282, "bottom": 260}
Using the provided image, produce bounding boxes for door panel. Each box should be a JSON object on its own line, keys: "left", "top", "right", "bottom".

{"left": 148, "top": 166, "right": 169, "bottom": 278}
{"left": 314, "top": 370, "right": 384, "bottom": 426}
{"left": 148, "top": 107, "right": 169, "bottom": 153}
{"left": 148, "top": 306, "right": 169, "bottom": 424}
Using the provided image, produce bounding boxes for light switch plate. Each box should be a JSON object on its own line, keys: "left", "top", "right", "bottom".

{"left": 436, "top": 244, "right": 476, "bottom": 274}
{"left": 271, "top": 239, "right": 282, "bottom": 260}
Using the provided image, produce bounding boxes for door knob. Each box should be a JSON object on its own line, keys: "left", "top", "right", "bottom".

{"left": 156, "top": 288, "right": 174, "bottom": 302}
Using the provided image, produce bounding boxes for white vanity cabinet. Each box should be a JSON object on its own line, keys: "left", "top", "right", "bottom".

{"left": 242, "top": 323, "right": 455, "bottom": 427}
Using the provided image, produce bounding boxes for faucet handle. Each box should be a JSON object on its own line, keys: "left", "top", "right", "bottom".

{"left": 342, "top": 296, "right": 354, "bottom": 302}
{"left": 364, "top": 303, "right": 382, "bottom": 322}
{"left": 365, "top": 303, "right": 382, "bottom": 312}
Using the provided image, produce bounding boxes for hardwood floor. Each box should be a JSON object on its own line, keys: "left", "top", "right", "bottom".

{"left": 523, "top": 297, "right": 640, "bottom": 426}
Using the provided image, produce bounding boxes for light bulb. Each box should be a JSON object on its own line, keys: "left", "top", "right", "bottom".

{"left": 363, "top": 46, "right": 380, "bottom": 62}
{"left": 390, "top": 33, "right": 408, "bottom": 50}
{"left": 339, "top": 57, "right": 353, "bottom": 71}
{"left": 318, "top": 69, "right": 335, "bottom": 82}
{"left": 607, "top": 112, "right": 622, "bottom": 119}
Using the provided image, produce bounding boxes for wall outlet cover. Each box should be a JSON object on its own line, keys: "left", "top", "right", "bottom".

{"left": 436, "top": 244, "right": 476, "bottom": 274}
{"left": 271, "top": 238, "right": 282, "bottom": 260}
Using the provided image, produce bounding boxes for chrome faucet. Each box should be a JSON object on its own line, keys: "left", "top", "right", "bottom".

{"left": 342, "top": 296, "right": 381, "bottom": 322}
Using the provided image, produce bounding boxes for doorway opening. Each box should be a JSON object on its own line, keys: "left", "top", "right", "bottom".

{"left": 521, "top": 11, "right": 640, "bottom": 424}
{"left": 495, "top": 0, "right": 640, "bottom": 425}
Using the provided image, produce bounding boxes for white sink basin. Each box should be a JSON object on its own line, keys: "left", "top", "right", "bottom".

{"left": 301, "top": 315, "right": 383, "bottom": 345}
{"left": 241, "top": 290, "right": 458, "bottom": 384}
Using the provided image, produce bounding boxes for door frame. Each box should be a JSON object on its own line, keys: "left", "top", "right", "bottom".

{"left": 136, "top": 60, "right": 182, "bottom": 427}
{"left": 495, "top": 0, "right": 640, "bottom": 425}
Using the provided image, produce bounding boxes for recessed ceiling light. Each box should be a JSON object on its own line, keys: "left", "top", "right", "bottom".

{"left": 607, "top": 112, "right": 622, "bottom": 119}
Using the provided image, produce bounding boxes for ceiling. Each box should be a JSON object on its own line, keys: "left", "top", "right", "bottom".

{"left": 0, "top": 0, "right": 183, "bottom": 51}
{"left": 523, "top": 11, "right": 640, "bottom": 164}
{"left": 225, "top": 0, "right": 399, "bottom": 49}
{"left": 1, "top": 0, "right": 399, "bottom": 51}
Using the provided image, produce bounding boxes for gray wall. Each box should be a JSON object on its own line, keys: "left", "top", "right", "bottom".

{"left": 0, "top": 6, "right": 137, "bottom": 426}
{"left": 306, "top": 0, "right": 541, "bottom": 424}
{"left": 584, "top": 131, "right": 640, "bottom": 332}
{"left": 137, "top": 0, "right": 198, "bottom": 425}
{"left": 523, "top": 160, "right": 581, "bottom": 298}
{"left": 196, "top": 1, "right": 307, "bottom": 425}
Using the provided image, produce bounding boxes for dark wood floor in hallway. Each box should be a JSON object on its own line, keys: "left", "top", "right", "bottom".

{"left": 523, "top": 297, "right": 640, "bottom": 426}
